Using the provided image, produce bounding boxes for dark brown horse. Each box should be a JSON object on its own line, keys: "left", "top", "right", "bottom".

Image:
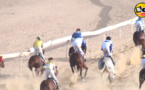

{"left": 28, "top": 55, "right": 44, "bottom": 77}
{"left": 133, "top": 31, "right": 145, "bottom": 46}
{"left": 40, "top": 67, "right": 58, "bottom": 90}
{"left": 69, "top": 46, "right": 88, "bottom": 80}
{"left": 139, "top": 68, "right": 145, "bottom": 89}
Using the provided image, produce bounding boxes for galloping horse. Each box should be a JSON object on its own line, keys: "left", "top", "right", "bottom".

{"left": 139, "top": 68, "right": 145, "bottom": 90}
{"left": 40, "top": 67, "right": 58, "bottom": 90}
{"left": 28, "top": 55, "right": 44, "bottom": 77}
{"left": 133, "top": 31, "right": 145, "bottom": 46}
{"left": 69, "top": 46, "right": 88, "bottom": 80}
{"left": 98, "top": 56, "right": 115, "bottom": 83}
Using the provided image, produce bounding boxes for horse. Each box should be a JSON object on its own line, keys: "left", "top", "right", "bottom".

{"left": 133, "top": 31, "right": 145, "bottom": 46}
{"left": 139, "top": 68, "right": 145, "bottom": 90}
{"left": 28, "top": 55, "right": 44, "bottom": 77}
{"left": 40, "top": 67, "right": 58, "bottom": 90}
{"left": 69, "top": 46, "right": 88, "bottom": 80}
{"left": 98, "top": 56, "right": 115, "bottom": 83}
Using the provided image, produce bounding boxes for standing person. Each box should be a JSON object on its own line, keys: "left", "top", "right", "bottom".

{"left": 135, "top": 17, "right": 145, "bottom": 33}
{"left": 43, "top": 57, "right": 60, "bottom": 90}
{"left": 101, "top": 36, "right": 115, "bottom": 65}
{"left": 33, "top": 36, "right": 45, "bottom": 62}
{"left": 72, "top": 28, "right": 87, "bottom": 61}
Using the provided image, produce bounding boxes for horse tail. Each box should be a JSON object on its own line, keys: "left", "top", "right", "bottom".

{"left": 139, "top": 68, "right": 145, "bottom": 89}
{"left": 28, "top": 64, "right": 33, "bottom": 71}
{"left": 100, "top": 64, "right": 105, "bottom": 73}
{"left": 28, "top": 59, "right": 33, "bottom": 71}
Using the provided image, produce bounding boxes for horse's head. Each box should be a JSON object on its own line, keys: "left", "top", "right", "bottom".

{"left": 0, "top": 61, "right": 5, "bottom": 68}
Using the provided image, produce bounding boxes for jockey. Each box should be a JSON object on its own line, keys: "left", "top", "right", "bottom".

{"left": 141, "top": 55, "right": 145, "bottom": 68}
{"left": 43, "top": 57, "right": 60, "bottom": 90}
{"left": 135, "top": 17, "right": 145, "bottom": 33}
{"left": 72, "top": 28, "right": 87, "bottom": 61}
{"left": 33, "top": 36, "right": 45, "bottom": 62}
{"left": 101, "top": 36, "right": 115, "bottom": 65}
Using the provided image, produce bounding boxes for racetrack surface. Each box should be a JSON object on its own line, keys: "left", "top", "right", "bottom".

{"left": 0, "top": 0, "right": 145, "bottom": 90}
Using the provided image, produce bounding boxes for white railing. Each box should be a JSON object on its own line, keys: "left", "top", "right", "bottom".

{"left": 1, "top": 17, "right": 138, "bottom": 59}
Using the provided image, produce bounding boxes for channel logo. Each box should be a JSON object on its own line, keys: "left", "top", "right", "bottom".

{"left": 134, "top": 2, "right": 145, "bottom": 17}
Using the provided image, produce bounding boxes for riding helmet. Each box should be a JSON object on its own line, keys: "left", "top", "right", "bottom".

{"left": 106, "top": 36, "right": 111, "bottom": 40}
{"left": 48, "top": 57, "right": 53, "bottom": 61}
{"left": 37, "top": 36, "right": 41, "bottom": 40}
{"left": 76, "top": 28, "right": 81, "bottom": 31}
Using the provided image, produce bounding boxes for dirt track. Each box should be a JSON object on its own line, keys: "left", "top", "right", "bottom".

{"left": 0, "top": 0, "right": 145, "bottom": 90}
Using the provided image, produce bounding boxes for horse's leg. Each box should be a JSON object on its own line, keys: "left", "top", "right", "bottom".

{"left": 108, "top": 72, "right": 115, "bottom": 83}
{"left": 101, "top": 70, "right": 105, "bottom": 83}
{"left": 40, "top": 67, "right": 44, "bottom": 76}
{"left": 83, "top": 64, "right": 88, "bottom": 78}
{"left": 139, "top": 77, "right": 144, "bottom": 89}
{"left": 71, "top": 65, "right": 74, "bottom": 73}
{"left": 108, "top": 73, "right": 112, "bottom": 83}
{"left": 35, "top": 68, "right": 39, "bottom": 77}
{"left": 80, "top": 67, "right": 83, "bottom": 80}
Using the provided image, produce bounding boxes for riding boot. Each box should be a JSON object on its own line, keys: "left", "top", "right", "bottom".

{"left": 109, "top": 56, "right": 115, "bottom": 65}
{"left": 56, "top": 82, "right": 60, "bottom": 90}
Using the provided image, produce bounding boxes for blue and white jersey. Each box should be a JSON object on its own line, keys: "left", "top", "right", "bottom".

{"left": 101, "top": 40, "right": 113, "bottom": 52}
{"left": 135, "top": 19, "right": 145, "bottom": 31}
{"left": 72, "top": 31, "right": 82, "bottom": 39}
{"left": 82, "top": 39, "right": 86, "bottom": 48}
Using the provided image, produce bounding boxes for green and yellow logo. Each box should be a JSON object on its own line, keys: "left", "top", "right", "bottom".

{"left": 134, "top": 2, "right": 145, "bottom": 17}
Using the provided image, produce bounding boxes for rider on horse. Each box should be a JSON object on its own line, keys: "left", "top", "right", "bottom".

{"left": 101, "top": 36, "right": 115, "bottom": 65}
{"left": 43, "top": 57, "right": 60, "bottom": 90}
{"left": 135, "top": 17, "right": 145, "bottom": 33}
{"left": 71, "top": 28, "right": 87, "bottom": 61}
{"left": 33, "top": 36, "right": 45, "bottom": 62}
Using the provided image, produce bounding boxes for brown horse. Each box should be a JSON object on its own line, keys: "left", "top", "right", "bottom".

{"left": 69, "top": 46, "right": 88, "bottom": 80}
{"left": 40, "top": 78, "right": 57, "bottom": 90}
{"left": 139, "top": 68, "right": 145, "bottom": 89}
{"left": 40, "top": 67, "right": 58, "bottom": 90}
{"left": 133, "top": 31, "right": 145, "bottom": 46}
{"left": 28, "top": 55, "right": 44, "bottom": 77}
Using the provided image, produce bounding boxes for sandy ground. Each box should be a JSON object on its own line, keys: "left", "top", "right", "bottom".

{"left": 0, "top": 0, "right": 145, "bottom": 90}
